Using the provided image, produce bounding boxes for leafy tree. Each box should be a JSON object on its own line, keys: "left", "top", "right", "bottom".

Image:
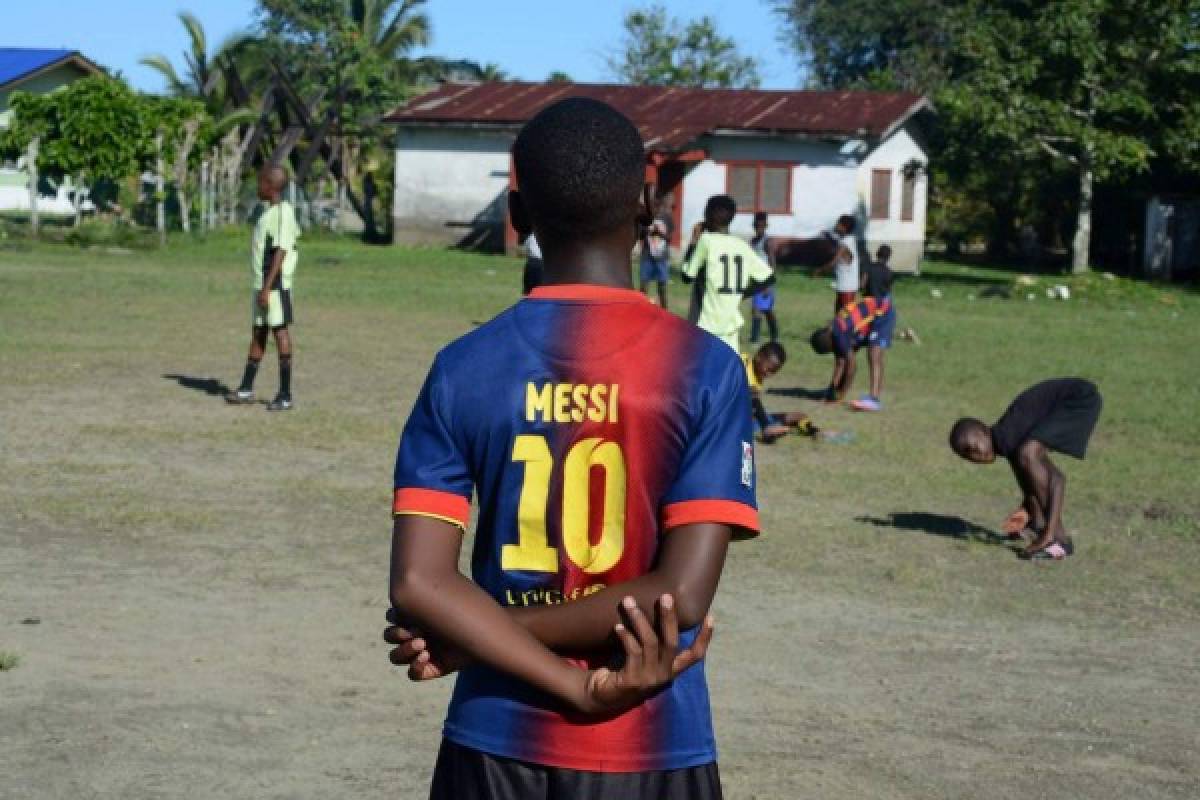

{"left": 547, "top": 70, "right": 573, "bottom": 83}
{"left": 255, "top": 0, "right": 431, "bottom": 239}
{"left": 403, "top": 57, "right": 509, "bottom": 85}
{"left": 939, "top": 0, "right": 1200, "bottom": 271}
{"left": 610, "top": 5, "right": 760, "bottom": 88}
{"left": 768, "top": 0, "right": 953, "bottom": 91}
{"left": 772, "top": 0, "right": 1200, "bottom": 272}
{"left": 0, "top": 77, "right": 151, "bottom": 222}
{"left": 257, "top": 0, "right": 430, "bottom": 124}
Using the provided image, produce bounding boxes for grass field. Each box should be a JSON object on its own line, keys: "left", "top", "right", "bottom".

{"left": 2, "top": 233, "right": 1198, "bottom": 798}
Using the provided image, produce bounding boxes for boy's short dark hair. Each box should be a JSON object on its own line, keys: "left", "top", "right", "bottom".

{"left": 758, "top": 341, "right": 786, "bottom": 365}
{"left": 949, "top": 417, "right": 988, "bottom": 454}
{"left": 877, "top": 244, "right": 893, "bottom": 261}
{"left": 837, "top": 214, "right": 856, "bottom": 233}
{"left": 705, "top": 195, "right": 737, "bottom": 228}
{"left": 809, "top": 326, "right": 833, "bottom": 355}
{"left": 512, "top": 98, "right": 645, "bottom": 240}
{"left": 753, "top": 211, "right": 768, "bottom": 225}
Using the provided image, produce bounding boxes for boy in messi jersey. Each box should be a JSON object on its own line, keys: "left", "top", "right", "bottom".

{"left": 682, "top": 195, "right": 775, "bottom": 353}
{"left": 385, "top": 98, "right": 759, "bottom": 800}
{"left": 809, "top": 295, "right": 895, "bottom": 405}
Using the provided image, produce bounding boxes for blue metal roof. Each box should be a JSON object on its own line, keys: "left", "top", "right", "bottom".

{"left": 0, "top": 48, "right": 80, "bottom": 88}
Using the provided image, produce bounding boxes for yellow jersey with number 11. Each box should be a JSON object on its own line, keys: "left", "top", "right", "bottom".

{"left": 682, "top": 231, "right": 772, "bottom": 349}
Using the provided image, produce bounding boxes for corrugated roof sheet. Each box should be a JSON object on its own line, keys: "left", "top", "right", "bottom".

{"left": 386, "top": 81, "right": 928, "bottom": 152}
{"left": 0, "top": 48, "right": 83, "bottom": 89}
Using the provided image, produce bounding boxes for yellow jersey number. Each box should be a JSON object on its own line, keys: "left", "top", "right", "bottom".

{"left": 501, "top": 434, "right": 627, "bottom": 574}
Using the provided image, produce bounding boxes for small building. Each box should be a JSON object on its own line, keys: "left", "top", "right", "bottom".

{"left": 0, "top": 48, "right": 102, "bottom": 129}
{"left": 386, "top": 81, "right": 932, "bottom": 270}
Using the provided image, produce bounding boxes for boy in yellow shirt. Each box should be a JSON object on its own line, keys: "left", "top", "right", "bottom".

{"left": 681, "top": 195, "right": 774, "bottom": 352}
{"left": 226, "top": 165, "right": 300, "bottom": 411}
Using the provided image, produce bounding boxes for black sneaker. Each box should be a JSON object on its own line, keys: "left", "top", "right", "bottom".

{"left": 225, "top": 389, "right": 255, "bottom": 405}
{"left": 266, "top": 395, "right": 294, "bottom": 412}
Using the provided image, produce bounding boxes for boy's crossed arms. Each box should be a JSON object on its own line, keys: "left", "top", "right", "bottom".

{"left": 384, "top": 515, "right": 725, "bottom": 713}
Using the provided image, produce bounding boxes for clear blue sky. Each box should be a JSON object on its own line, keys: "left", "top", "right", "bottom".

{"left": 3, "top": 0, "right": 803, "bottom": 93}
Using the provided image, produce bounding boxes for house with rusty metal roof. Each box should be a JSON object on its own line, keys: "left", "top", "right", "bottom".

{"left": 386, "top": 81, "right": 932, "bottom": 270}
{"left": 0, "top": 48, "right": 102, "bottom": 130}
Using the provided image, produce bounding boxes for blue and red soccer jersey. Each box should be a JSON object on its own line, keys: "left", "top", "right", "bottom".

{"left": 392, "top": 284, "right": 759, "bottom": 772}
{"left": 832, "top": 295, "right": 895, "bottom": 354}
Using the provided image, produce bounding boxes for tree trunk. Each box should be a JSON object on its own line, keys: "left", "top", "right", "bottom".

{"left": 1071, "top": 149, "right": 1093, "bottom": 274}
{"left": 173, "top": 117, "right": 202, "bottom": 234}
{"left": 155, "top": 132, "right": 166, "bottom": 247}
{"left": 200, "top": 160, "right": 209, "bottom": 232}
{"left": 209, "top": 146, "right": 220, "bottom": 230}
{"left": 26, "top": 137, "right": 39, "bottom": 238}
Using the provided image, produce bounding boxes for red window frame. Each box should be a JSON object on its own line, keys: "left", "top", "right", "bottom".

{"left": 721, "top": 161, "right": 794, "bottom": 214}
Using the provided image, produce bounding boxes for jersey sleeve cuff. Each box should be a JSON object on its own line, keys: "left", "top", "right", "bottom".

{"left": 393, "top": 487, "right": 470, "bottom": 530}
{"left": 662, "top": 499, "right": 760, "bottom": 539}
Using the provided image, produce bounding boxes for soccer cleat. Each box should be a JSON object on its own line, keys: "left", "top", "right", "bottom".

{"left": 851, "top": 394, "right": 882, "bottom": 412}
{"left": 266, "top": 395, "right": 294, "bottom": 412}
{"left": 225, "top": 389, "right": 255, "bottom": 405}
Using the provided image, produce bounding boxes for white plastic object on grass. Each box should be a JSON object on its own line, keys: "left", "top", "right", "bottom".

{"left": 930, "top": 288, "right": 943, "bottom": 299}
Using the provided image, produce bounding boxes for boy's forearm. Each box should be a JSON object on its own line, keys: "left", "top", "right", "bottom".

{"left": 509, "top": 523, "right": 730, "bottom": 653}
{"left": 262, "top": 250, "right": 286, "bottom": 290}
{"left": 390, "top": 521, "right": 584, "bottom": 705}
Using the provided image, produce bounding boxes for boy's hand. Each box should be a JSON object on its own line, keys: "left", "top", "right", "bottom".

{"left": 762, "top": 424, "right": 790, "bottom": 441}
{"left": 384, "top": 611, "right": 471, "bottom": 680}
{"left": 257, "top": 288, "right": 270, "bottom": 309}
{"left": 575, "top": 595, "right": 713, "bottom": 715}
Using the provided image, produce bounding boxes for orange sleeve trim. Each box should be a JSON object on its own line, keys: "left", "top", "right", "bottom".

{"left": 392, "top": 488, "right": 470, "bottom": 529}
{"left": 662, "top": 499, "right": 760, "bottom": 538}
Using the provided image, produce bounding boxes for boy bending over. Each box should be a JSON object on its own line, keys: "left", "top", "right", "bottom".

{"left": 809, "top": 296, "right": 895, "bottom": 405}
{"left": 949, "top": 378, "right": 1103, "bottom": 560}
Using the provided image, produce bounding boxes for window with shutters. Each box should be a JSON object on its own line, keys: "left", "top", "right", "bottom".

{"left": 901, "top": 170, "right": 917, "bottom": 221}
{"left": 722, "top": 162, "right": 793, "bottom": 214}
{"left": 870, "top": 169, "right": 892, "bottom": 220}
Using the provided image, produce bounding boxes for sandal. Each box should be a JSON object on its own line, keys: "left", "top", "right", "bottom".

{"left": 1023, "top": 539, "right": 1074, "bottom": 561}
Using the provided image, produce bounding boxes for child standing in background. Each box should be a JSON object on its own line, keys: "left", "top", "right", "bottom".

{"left": 749, "top": 212, "right": 779, "bottom": 344}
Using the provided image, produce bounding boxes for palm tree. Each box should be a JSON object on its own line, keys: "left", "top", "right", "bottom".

{"left": 349, "top": 0, "right": 431, "bottom": 61}
{"left": 140, "top": 11, "right": 256, "bottom": 112}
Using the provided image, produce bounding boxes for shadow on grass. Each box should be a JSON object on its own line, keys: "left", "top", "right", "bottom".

{"left": 857, "top": 512, "right": 1012, "bottom": 546}
{"left": 768, "top": 386, "right": 832, "bottom": 401}
{"left": 163, "top": 374, "right": 232, "bottom": 398}
{"left": 902, "top": 272, "right": 1012, "bottom": 290}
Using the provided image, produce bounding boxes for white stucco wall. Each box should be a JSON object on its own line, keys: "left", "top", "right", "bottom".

{"left": 678, "top": 126, "right": 928, "bottom": 270}
{"left": 680, "top": 135, "right": 859, "bottom": 242}
{"left": 392, "top": 127, "right": 513, "bottom": 245}
{"left": 390, "top": 121, "right": 928, "bottom": 264}
{"left": 858, "top": 123, "right": 928, "bottom": 267}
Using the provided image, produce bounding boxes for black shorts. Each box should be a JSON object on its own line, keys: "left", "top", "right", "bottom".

{"left": 429, "top": 738, "right": 723, "bottom": 800}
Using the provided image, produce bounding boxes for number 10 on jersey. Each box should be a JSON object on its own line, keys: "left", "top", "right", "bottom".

{"left": 502, "top": 434, "right": 628, "bottom": 574}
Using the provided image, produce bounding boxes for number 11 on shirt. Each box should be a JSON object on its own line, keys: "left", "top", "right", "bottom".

{"left": 718, "top": 254, "right": 744, "bottom": 294}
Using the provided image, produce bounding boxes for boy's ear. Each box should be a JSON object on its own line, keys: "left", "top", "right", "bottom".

{"left": 508, "top": 190, "right": 532, "bottom": 238}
